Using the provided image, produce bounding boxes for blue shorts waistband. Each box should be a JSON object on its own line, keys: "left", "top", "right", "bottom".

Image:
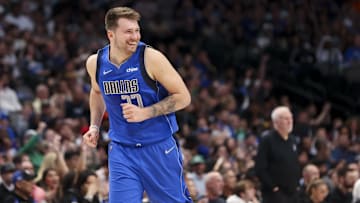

{"left": 111, "top": 136, "right": 171, "bottom": 148}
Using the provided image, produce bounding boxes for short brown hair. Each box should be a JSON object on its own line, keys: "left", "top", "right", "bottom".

{"left": 306, "top": 178, "right": 328, "bottom": 196}
{"left": 234, "top": 179, "right": 255, "bottom": 195}
{"left": 105, "top": 7, "right": 141, "bottom": 30}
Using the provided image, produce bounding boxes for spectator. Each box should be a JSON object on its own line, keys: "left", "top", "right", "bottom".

{"left": 3, "top": 170, "right": 36, "bottom": 203}
{"left": 201, "top": 171, "right": 225, "bottom": 203}
{"left": 226, "top": 179, "right": 260, "bottom": 203}
{"left": 36, "top": 168, "right": 61, "bottom": 203}
{"left": 4, "top": 2, "right": 34, "bottom": 31}
{"left": 188, "top": 154, "right": 207, "bottom": 199}
{"left": 222, "top": 168, "right": 238, "bottom": 199}
{"left": 13, "top": 154, "right": 30, "bottom": 171}
{"left": 0, "top": 72, "right": 22, "bottom": 113}
{"left": 34, "top": 151, "right": 68, "bottom": 184}
{"left": 17, "top": 128, "right": 44, "bottom": 173}
{"left": 0, "top": 126, "right": 15, "bottom": 159}
{"left": 316, "top": 35, "right": 343, "bottom": 75}
{"left": 0, "top": 163, "right": 16, "bottom": 202}
{"left": 185, "top": 176, "right": 199, "bottom": 202}
{"left": 49, "top": 79, "right": 71, "bottom": 118}
{"left": 353, "top": 178, "right": 360, "bottom": 203}
{"left": 328, "top": 166, "right": 359, "bottom": 203}
{"left": 299, "top": 164, "right": 321, "bottom": 202}
{"left": 75, "top": 169, "right": 101, "bottom": 203}
{"left": 19, "top": 160, "right": 35, "bottom": 176}
{"left": 346, "top": 117, "right": 360, "bottom": 143}
{"left": 64, "top": 148, "right": 86, "bottom": 173}
{"left": 311, "top": 132, "right": 332, "bottom": 168}
{"left": 255, "top": 106, "right": 301, "bottom": 203}
{"left": 302, "top": 178, "right": 329, "bottom": 203}
{"left": 19, "top": 159, "right": 46, "bottom": 202}
{"left": 64, "top": 85, "right": 89, "bottom": 119}
{"left": 95, "top": 160, "right": 109, "bottom": 202}
{"left": 61, "top": 171, "right": 78, "bottom": 203}
{"left": 32, "top": 84, "right": 50, "bottom": 116}
{"left": 331, "top": 126, "right": 357, "bottom": 164}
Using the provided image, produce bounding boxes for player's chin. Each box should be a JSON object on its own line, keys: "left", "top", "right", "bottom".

{"left": 127, "top": 46, "right": 137, "bottom": 52}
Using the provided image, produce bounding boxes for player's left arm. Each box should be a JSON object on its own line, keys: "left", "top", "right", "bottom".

{"left": 121, "top": 47, "right": 191, "bottom": 122}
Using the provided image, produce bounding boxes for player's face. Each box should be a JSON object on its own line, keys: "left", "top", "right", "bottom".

{"left": 110, "top": 18, "right": 141, "bottom": 54}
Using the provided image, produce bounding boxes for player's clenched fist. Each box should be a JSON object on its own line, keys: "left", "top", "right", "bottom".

{"left": 121, "top": 103, "right": 148, "bottom": 122}
{"left": 83, "top": 127, "right": 99, "bottom": 147}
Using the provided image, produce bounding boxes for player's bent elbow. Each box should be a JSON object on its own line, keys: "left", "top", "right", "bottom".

{"left": 182, "top": 92, "right": 191, "bottom": 108}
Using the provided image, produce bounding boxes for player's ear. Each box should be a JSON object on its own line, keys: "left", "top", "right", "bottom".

{"left": 107, "top": 30, "right": 114, "bottom": 39}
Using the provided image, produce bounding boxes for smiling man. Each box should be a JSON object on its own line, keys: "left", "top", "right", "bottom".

{"left": 82, "top": 7, "right": 192, "bottom": 203}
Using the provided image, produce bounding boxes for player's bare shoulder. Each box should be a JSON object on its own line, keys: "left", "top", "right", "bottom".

{"left": 144, "top": 46, "right": 165, "bottom": 63}
{"left": 144, "top": 46, "right": 173, "bottom": 80}
{"left": 86, "top": 54, "right": 98, "bottom": 77}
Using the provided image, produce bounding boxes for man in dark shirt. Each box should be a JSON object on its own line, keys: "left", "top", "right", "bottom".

{"left": 3, "top": 170, "right": 36, "bottom": 203}
{"left": 255, "top": 106, "right": 301, "bottom": 203}
{"left": 328, "top": 166, "right": 358, "bottom": 203}
{"left": 0, "top": 163, "right": 16, "bottom": 202}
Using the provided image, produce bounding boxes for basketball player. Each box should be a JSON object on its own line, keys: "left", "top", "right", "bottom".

{"left": 82, "top": 7, "right": 193, "bottom": 203}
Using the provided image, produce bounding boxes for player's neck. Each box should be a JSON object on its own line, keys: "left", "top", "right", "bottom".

{"left": 109, "top": 46, "right": 132, "bottom": 67}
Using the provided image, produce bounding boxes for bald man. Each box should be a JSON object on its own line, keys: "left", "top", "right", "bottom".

{"left": 298, "top": 164, "right": 320, "bottom": 202}
{"left": 199, "top": 171, "right": 225, "bottom": 203}
{"left": 302, "top": 164, "right": 320, "bottom": 186}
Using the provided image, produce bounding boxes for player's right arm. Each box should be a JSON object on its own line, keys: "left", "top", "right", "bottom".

{"left": 83, "top": 54, "right": 106, "bottom": 147}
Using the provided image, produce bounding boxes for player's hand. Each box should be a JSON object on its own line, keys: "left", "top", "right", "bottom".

{"left": 121, "top": 103, "right": 148, "bottom": 122}
{"left": 83, "top": 128, "right": 99, "bottom": 147}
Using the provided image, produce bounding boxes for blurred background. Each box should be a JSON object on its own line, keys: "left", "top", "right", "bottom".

{"left": 0, "top": 0, "right": 360, "bottom": 202}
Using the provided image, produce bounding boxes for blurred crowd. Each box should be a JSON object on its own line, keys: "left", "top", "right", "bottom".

{"left": 0, "top": 0, "right": 360, "bottom": 202}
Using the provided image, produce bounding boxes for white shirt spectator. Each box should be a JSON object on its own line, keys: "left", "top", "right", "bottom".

{"left": 227, "top": 194, "right": 246, "bottom": 203}
{"left": 4, "top": 13, "right": 34, "bottom": 31}
{"left": 353, "top": 179, "right": 360, "bottom": 203}
{"left": 0, "top": 87, "right": 22, "bottom": 113}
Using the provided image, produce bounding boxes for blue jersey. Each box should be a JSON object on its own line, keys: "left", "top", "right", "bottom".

{"left": 96, "top": 42, "right": 179, "bottom": 145}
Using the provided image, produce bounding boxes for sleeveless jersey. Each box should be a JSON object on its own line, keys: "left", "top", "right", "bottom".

{"left": 96, "top": 42, "right": 179, "bottom": 145}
